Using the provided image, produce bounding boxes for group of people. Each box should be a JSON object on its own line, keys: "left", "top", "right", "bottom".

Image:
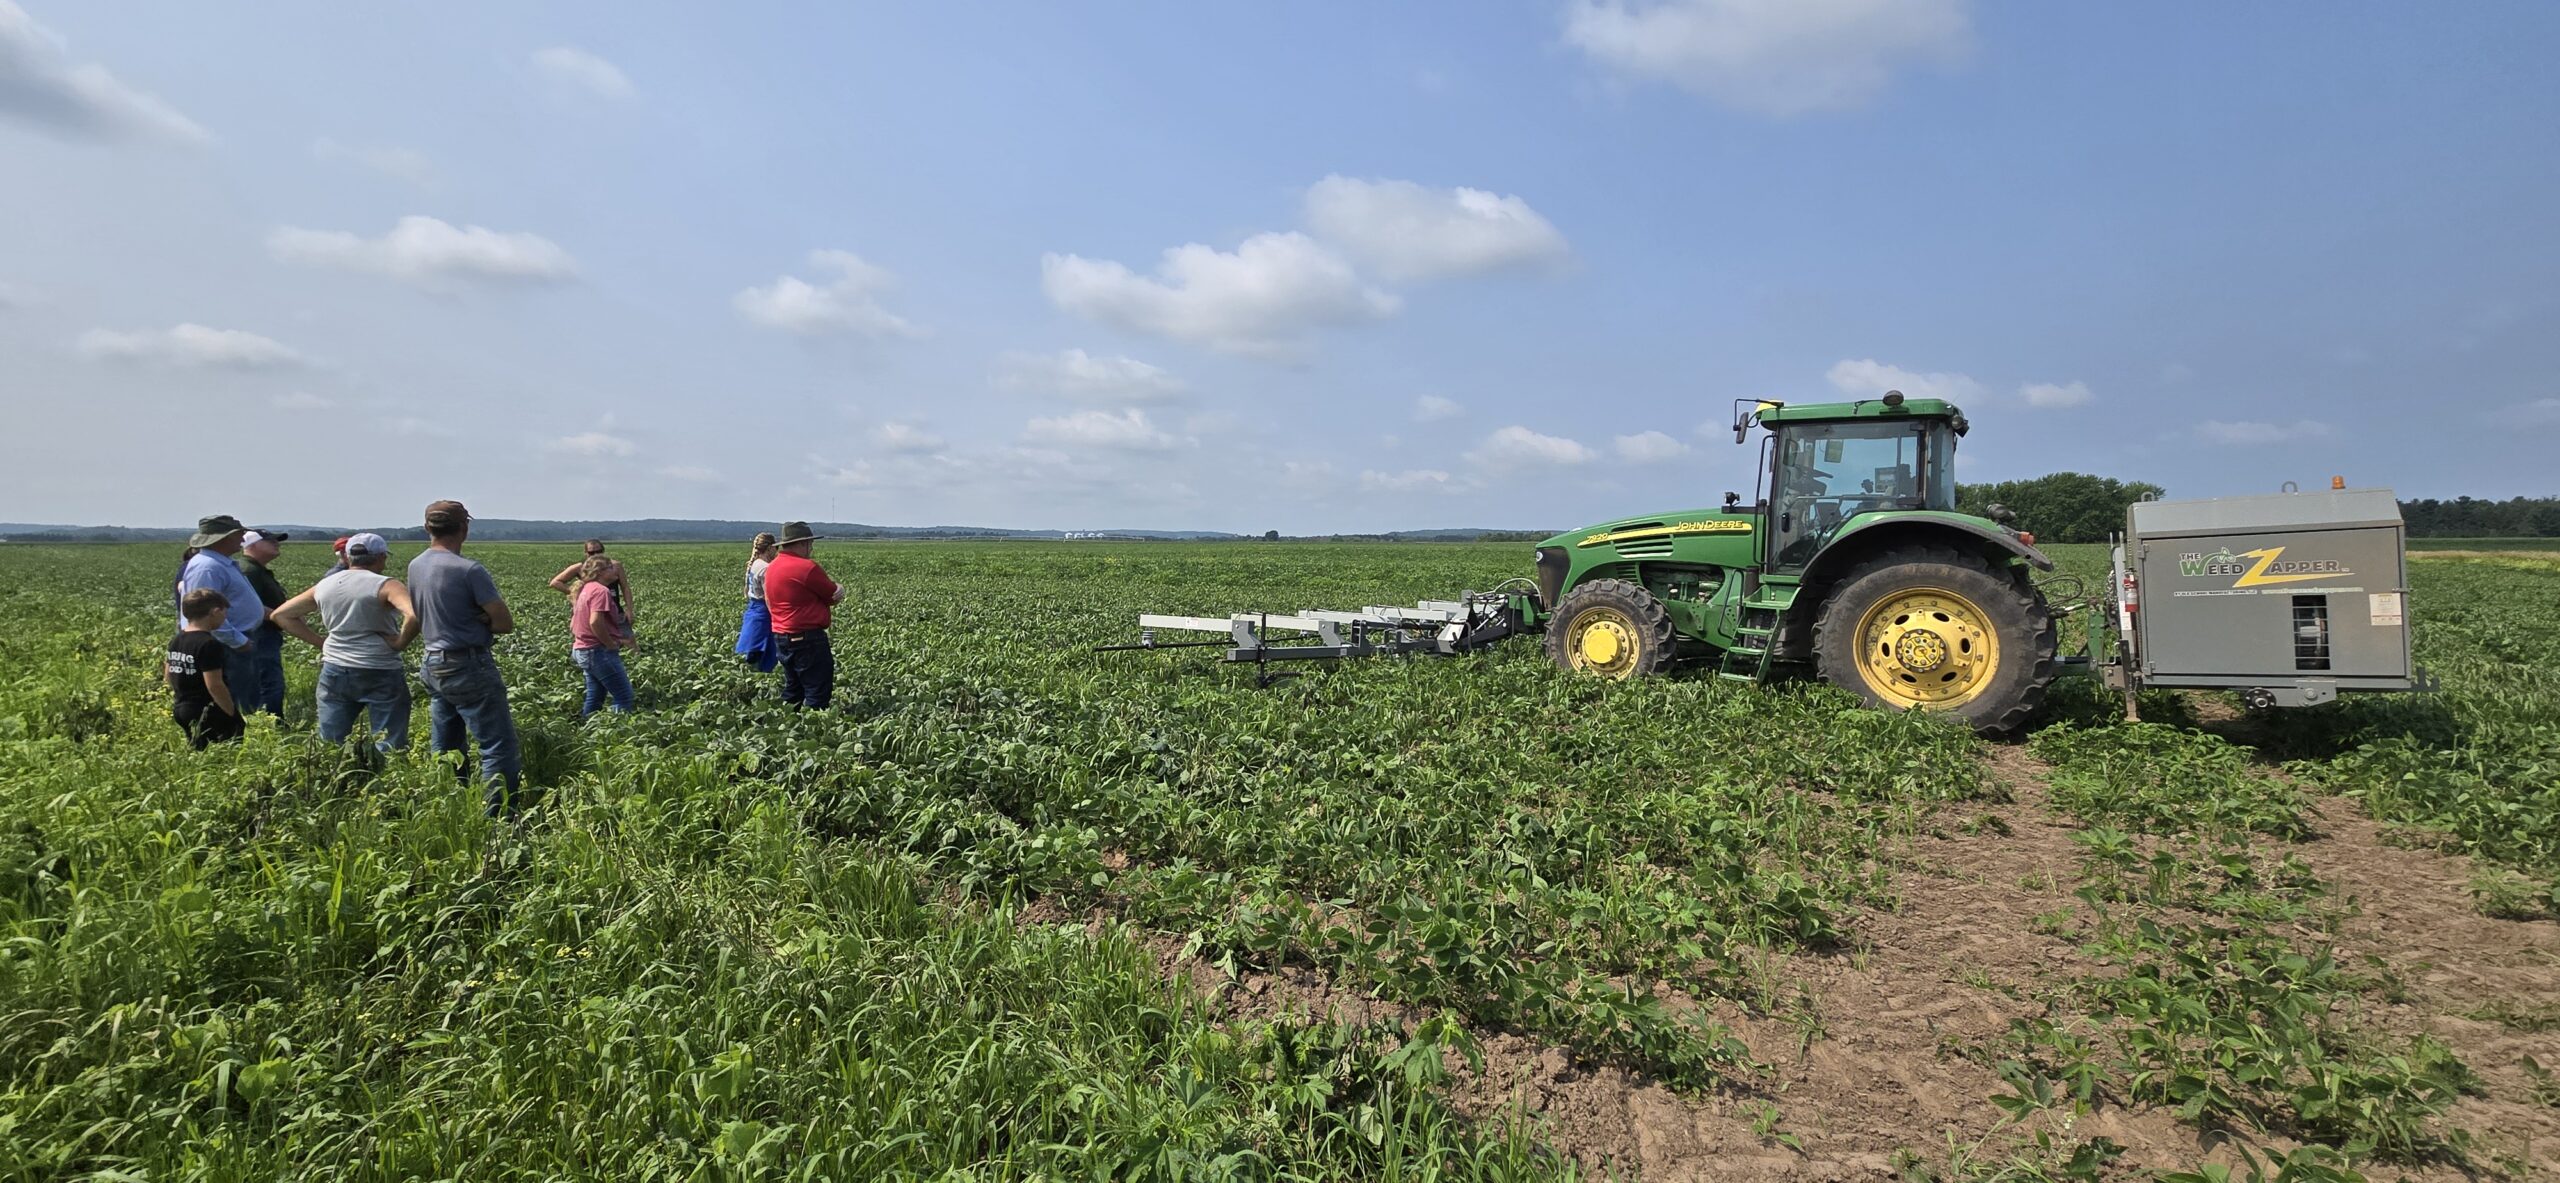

{"left": 161, "top": 502, "right": 847, "bottom": 814}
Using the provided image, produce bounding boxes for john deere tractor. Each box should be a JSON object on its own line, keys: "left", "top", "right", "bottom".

{"left": 1527, "top": 391, "right": 2057, "bottom": 732}
{"left": 1120, "top": 390, "right": 2059, "bottom": 731}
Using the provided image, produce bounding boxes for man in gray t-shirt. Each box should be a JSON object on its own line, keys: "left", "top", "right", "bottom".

{"left": 405, "top": 500, "right": 523, "bottom": 814}
{"left": 410, "top": 548, "right": 506, "bottom": 649}
{"left": 272, "top": 532, "right": 418, "bottom": 751}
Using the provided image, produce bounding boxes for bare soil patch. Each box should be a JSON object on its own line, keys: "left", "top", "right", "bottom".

{"left": 1017, "top": 740, "right": 2558, "bottom": 1180}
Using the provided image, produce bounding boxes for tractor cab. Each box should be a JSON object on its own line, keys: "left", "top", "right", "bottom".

{"left": 1752, "top": 394, "right": 1964, "bottom": 572}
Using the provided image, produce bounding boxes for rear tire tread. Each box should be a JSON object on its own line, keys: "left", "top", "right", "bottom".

{"left": 1809, "top": 545, "right": 2056, "bottom": 735}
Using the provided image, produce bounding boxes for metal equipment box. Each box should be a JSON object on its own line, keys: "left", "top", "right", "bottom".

{"left": 2120, "top": 488, "right": 2415, "bottom": 706}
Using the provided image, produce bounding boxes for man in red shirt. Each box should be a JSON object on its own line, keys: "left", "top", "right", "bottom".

{"left": 763, "top": 520, "right": 845, "bottom": 708}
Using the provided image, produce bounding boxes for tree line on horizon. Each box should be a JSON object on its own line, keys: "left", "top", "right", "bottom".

{"left": 7, "top": 481, "right": 2558, "bottom": 544}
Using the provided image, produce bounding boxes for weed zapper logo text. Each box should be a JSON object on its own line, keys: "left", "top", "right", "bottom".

{"left": 2177, "top": 546, "right": 2350, "bottom": 589}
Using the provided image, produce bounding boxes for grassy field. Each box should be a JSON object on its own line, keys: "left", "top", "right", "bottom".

{"left": 2, "top": 541, "right": 2555, "bottom": 1181}
{"left": 2405, "top": 537, "right": 2560, "bottom": 553}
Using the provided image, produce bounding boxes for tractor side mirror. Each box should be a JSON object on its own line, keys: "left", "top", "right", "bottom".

{"left": 1723, "top": 491, "right": 1742, "bottom": 510}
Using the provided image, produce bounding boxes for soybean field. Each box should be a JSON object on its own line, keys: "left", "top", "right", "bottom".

{"left": 1, "top": 541, "right": 2555, "bottom": 1182}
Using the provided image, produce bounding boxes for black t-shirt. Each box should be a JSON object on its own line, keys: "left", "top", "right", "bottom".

{"left": 167, "top": 629, "right": 230, "bottom": 714}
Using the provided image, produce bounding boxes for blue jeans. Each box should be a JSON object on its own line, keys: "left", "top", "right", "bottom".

{"left": 236, "top": 629, "right": 286, "bottom": 717}
{"left": 417, "top": 648, "right": 522, "bottom": 813}
{"left": 573, "top": 646, "right": 634, "bottom": 716}
{"left": 777, "top": 631, "right": 833, "bottom": 708}
{"left": 316, "top": 663, "right": 411, "bottom": 751}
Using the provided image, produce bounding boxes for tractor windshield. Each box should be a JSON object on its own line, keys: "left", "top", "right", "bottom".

{"left": 1768, "top": 418, "right": 1954, "bottom": 570}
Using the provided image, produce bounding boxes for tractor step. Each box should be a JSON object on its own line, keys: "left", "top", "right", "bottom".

{"left": 1716, "top": 622, "right": 1778, "bottom": 682}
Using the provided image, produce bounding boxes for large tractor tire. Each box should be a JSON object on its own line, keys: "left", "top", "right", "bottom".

{"left": 1811, "top": 546, "right": 2056, "bottom": 734}
{"left": 1545, "top": 579, "right": 1677, "bottom": 679}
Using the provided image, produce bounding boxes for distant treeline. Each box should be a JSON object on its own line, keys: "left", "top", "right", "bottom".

{"left": 9, "top": 497, "right": 2554, "bottom": 546}
{"left": 2396, "top": 497, "right": 2560, "bottom": 538}
{"left": 1949, "top": 476, "right": 2560, "bottom": 542}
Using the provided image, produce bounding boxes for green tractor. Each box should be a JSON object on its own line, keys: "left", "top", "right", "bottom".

{"left": 1119, "top": 390, "right": 2058, "bottom": 732}
{"left": 1526, "top": 391, "right": 2057, "bottom": 731}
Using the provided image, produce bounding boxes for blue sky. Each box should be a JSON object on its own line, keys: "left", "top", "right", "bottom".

{"left": 3, "top": 1, "right": 2554, "bottom": 533}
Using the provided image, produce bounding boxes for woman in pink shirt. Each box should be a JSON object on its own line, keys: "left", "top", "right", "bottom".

{"left": 569, "top": 555, "right": 634, "bottom": 716}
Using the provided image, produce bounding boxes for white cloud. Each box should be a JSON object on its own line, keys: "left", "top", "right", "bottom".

{"left": 0, "top": 279, "right": 34, "bottom": 308}
{"left": 2194, "top": 419, "right": 2337, "bottom": 446}
{"left": 2020, "top": 380, "right": 2095, "bottom": 409}
{"left": 1303, "top": 176, "right": 1569, "bottom": 282}
{"left": 1825, "top": 357, "right": 1984, "bottom": 403}
{"left": 269, "top": 390, "right": 332, "bottom": 411}
{"left": 392, "top": 416, "right": 453, "bottom": 439}
{"left": 873, "top": 421, "right": 946, "bottom": 453}
{"left": 548, "top": 431, "right": 637, "bottom": 457}
{"left": 2516, "top": 397, "right": 2560, "bottom": 428}
{"left": 1414, "top": 394, "right": 1463, "bottom": 422}
{"left": 1360, "top": 468, "right": 1458, "bottom": 493}
{"left": 1467, "top": 425, "right": 1597, "bottom": 469}
{"left": 1563, "top": 0, "right": 1971, "bottom": 116}
{"left": 735, "top": 250, "right": 921, "bottom": 338}
{"left": 1614, "top": 429, "right": 1690, "bottom": 463}
{"left": 994, "top": 348, "right": 1186, "bottom": 402}
{"left": 77, "top": 323, "right": 306, "bottom": 369}
{"left": 1279, "top": 459, "right": 1338, "bottom": 490}
{"left": 1042, "top": 231, "right": 1399, "bottom": 356}
{"left": 311, "top": 137, "right": 433, "bottom": 185}
{"left": 656, "top": 465, "right": 721, "bottom": 483}
{"left": 530, "top": 46, "right": 633, "bottom": 100}
{"left": 1024, "top": 407, "right": 1181, "bottom": 452}
{"left": 269, "top": 216, "right": 577, "bottom": 287}
{"left": 0, "top": 1, "right": 209, "bottom": 144}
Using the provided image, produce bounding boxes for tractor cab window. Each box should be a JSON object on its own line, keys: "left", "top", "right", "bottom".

{"left": 1767, "top": 419, "right": 1951, "bottom": 571}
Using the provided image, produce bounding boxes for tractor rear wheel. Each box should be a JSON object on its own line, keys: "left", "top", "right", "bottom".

{"left": 1811, "top": 546, "right": 2055, "bottom": 734}
{"left": 1545, "top": 579, "right": 1677, "bottom": 679}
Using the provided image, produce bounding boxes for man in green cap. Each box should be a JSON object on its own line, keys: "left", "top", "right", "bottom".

{"left": 176, "top": 515, "right": 266, "bottom": 674}
{"left": 762, "top": 520, "right": 844, "bottom": 708}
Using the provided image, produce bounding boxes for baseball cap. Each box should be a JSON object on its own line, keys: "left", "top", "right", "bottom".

{"left": 242, "top": 530, "right": 289, "bottom": 547}
{"left": 423, "top": 499, "right": 471, "bottom": 534}
{"left": 332, "top": 535, "right": 351, "bottom": 554}
{"left": 343, "top": 532, "right": 390, "bottom": 560}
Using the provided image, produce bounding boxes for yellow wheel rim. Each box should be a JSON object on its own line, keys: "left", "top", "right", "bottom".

{"left": 1566, "top": 608, "right": 1643, "bottom": 679}
{"left": 1853, "top": 587, "right": 2001, "bottom": 709}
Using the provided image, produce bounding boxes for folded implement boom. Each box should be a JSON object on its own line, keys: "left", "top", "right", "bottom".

{"left": 1110, "top": 591, "right": 1530, "bottom": 663}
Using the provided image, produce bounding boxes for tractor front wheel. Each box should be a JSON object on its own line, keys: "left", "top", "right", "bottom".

{"left": 1811, "top": 547, "right": 2056, "bottom": 734}
{"left": 1545, "top": 579, "right": 1677, "bottom": 679}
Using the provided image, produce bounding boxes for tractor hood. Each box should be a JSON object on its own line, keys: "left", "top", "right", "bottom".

{"left": 1537, "top": 507, "right": 1755, "bottom": 553}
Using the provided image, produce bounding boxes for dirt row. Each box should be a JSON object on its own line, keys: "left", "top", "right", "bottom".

{"left": 1094, "top": 740, "right": 2560, "bottom": 1181}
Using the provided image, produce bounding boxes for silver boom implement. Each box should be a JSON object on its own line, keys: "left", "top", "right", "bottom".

{"left": 1115, "top": 591, "right": 1529, "bottom": 663}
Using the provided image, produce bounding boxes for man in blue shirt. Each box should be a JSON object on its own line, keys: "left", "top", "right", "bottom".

{"left": 406, "top": 499, "right": 523, "bottom": 815}
{"left": 176, "top": 515, "right": 265, "bottom": 664}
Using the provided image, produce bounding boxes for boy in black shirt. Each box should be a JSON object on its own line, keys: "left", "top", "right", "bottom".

{"left": 168, "top": 588, "right": 244, "bottom": 749}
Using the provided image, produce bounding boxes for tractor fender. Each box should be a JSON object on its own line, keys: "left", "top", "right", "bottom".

{"left": 1799, "top": 516, "right": 2054, "bottom": 594}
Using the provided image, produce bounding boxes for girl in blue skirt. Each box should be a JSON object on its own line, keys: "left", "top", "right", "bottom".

{"left": 734, "top": 532, "right": 779, "bottom": 671}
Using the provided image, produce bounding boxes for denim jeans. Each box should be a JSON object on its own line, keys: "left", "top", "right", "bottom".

{"left": 417, "top": 648, "right": 522, "bottom": 812}
{"left": 777, "top": 631, "right": 833, "bottom": 708}
{"left": 572, "top": 646, "right": 634, "bottom": 716}
{"left": 239, "top": 628, "right": 287, "bottom": 717}
{"left": 317, "top": 663, "right": 412, "bottom": 751}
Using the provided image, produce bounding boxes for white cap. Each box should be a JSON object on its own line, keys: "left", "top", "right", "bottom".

{"left": 343, "top": 532, "right": 390, "bottom": 560}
